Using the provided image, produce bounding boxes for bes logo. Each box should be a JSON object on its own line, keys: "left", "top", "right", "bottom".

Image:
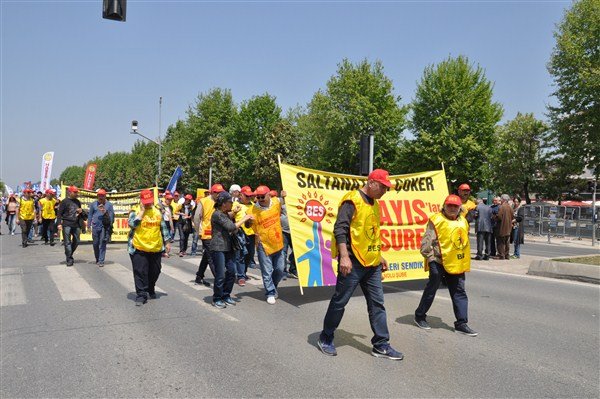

{"left": 296, "top": 191, "right": 335, "bottom": 224}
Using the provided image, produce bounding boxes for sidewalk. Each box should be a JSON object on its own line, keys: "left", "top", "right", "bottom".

{"left": 470, "top": 255, "right": 535, "bottom": 276}
{"left": 523, "top": 233, "right": 599, "bottom": 249}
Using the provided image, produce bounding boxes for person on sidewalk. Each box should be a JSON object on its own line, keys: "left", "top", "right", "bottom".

{"left": 38, "top": 189, "right": 57, "bottom": 246}
{"left": 210, "top": 191, "right": 253, "bottom": 308}
{"left": 16, "top": 189, "right": 36, "bottom": 247}
{"left": 88, "top": 189, "right": 114, "bottom": 266}
{"left": 496, "top": 194, "right": 514, "bottom": 260}
{"left": 414, "top": 194, "right": 478, "bottom": 337}
{"left": 128, "top": 190, "right": 171, "bottom": 306}
{"left": 511, "top": 200, "right": 524, "bottom": 259}
{"left": 57, "top": 186, "right": 86, "bottom": 266}
{"left": 475, "top": 198, "right": 493, "bottom": 260}
{"left": 318, "top": 169, "right": 404, "bottom": 360}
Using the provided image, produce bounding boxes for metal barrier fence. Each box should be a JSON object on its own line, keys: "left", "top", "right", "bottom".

{"left": 521, "top": 204, "right": 599, "bottom": 240}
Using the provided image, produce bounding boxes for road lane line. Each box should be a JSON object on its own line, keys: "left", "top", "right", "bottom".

{"left": 161, "top": 263, "right": 211, "bottom": 291}
{"left": 1, "top": 272, "right": 27, "bottom": 307}
{"left": 472, "top": 268, "right": 600, "bottom": 286}
{"left": 103, "top": 263, "right": 165, "bottom": 294}
{"left": 46, "top": 265, "right": 101, "bottom": 301}
{"left": 1, "top": 268, "right": 24, "bottom": 276}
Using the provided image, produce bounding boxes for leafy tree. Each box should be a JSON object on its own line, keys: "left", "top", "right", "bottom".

{"left": 94, "top": 152, "right": 133, "bottom": 191}
{"left": 302, "top": 59, "right": 408, "bottom": 174}
{"left": 403, "top": 55, "right": 503, "bottom": 191}
{"left": 59, "top": 165, "right": 86, "bottom": 186}
{"left": 0, "top": 180, "right": 5, "bottom": 194}
{"left": 547, "top": 0, "right": 600, "bottom": 177}
{"left": 490, "top": 113, "right": 550, "bottom": 203}
{"left": 50, "top": 178, "right": 60, "bottom": 187}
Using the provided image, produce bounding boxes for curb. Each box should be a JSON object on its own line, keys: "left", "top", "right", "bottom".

{"left": 528, "top": 259, "right": 600, "bottom": 284}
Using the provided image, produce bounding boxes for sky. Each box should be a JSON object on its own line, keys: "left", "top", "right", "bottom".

{"left": 1, "top": 0, "right": 570, "bottom": 189}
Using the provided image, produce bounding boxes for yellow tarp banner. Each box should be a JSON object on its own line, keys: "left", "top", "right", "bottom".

{"left": 280, "top": 163, "right": 449, "bottom": 287}
{"left": 59, "top": 186, "right": 158, "bottom": 242}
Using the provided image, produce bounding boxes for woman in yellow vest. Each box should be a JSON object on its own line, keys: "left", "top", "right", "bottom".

{"left": 16, "top": 189, "right": 36, "bottom": 248}
{"left": 414, "top": 194, "right": 478, "bottom": 336}
{"left": 128, "top": 189, "right": 171, "bottom": 306}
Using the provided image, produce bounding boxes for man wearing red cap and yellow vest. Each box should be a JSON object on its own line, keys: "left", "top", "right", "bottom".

{"left": 317, "top": 169, "right": 403, "bottom": 360}
{"left": 193, "top": 184, "right": 224, "bottom": 286}
{"left": 16, "top": 189, "right": 36, "bottom": 248}
{"left": 414, "top": 194, "right": 478, "bottom": 336}
{"left": 247, "top": 185, "right": 285, "bottom": 305}
{"left": 128, "top": 189, "right": 171, "bottom": 306}
{"left": 458, "top": 183, "right": 477, "bottom": 222}
{"left": 38, "top": 189, "right": 57, "bottom": 246}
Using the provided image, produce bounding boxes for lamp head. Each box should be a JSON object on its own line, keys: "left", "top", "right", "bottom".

{"left": 131, "top": 120, "right": 138, "bottom": 133}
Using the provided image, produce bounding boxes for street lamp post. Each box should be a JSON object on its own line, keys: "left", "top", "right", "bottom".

{"left": 130, "top": 120, "right": 162, "bottom": 187}
{"left": 208, "top": 155, "right": 214, "bottom": 189}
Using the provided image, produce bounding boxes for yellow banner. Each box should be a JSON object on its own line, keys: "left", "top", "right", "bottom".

{"left": 60, "top": 186, "right": 158, "bottom": 242}
{"left": 280, "top": 163, "right": 449, "bottom": 287}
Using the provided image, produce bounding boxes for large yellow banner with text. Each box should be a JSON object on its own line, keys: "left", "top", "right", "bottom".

{"left": 60, "top": 186, "right": 158, "bottom": 242}
{"left": 280, "top": 163, "right": 449, "bottom": 287}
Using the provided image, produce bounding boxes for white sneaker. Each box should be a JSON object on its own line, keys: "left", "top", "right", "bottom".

{"left": 266, "top": 296, "right": 276, "bottom": 305}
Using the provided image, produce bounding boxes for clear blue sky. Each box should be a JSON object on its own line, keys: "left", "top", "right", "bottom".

{"left": 1, "top": 0, "right": 569, "bottom": 189}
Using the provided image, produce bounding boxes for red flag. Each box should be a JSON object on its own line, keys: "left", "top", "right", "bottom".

{"left": 83, "top": 164, "right": 97, "bottom": 190}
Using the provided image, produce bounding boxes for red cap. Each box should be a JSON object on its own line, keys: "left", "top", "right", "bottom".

{"left": 67, "top": 186, "right": 79, "bottom": 193}
{"left": 23, "top": 188, "right": 33, "bottom": 193}
{"left": 254, "top": 185, "right": 270, "bottom": 196}
{"left": 184, "top": 194, "right": 193, "bottom": 200}
{"left": 97, "top": 189, "right": 107, "bottom": 196}
{"left": 164, "top": 193, "right": 173, "bottom": 200}
{"left": 240, "top": 186, "right": 254, "bottom": 196}
{"left": 368, "top": 169, "right": 392, "bottom": 188}
{"left": 211, "top": 184, "right": 225, "bottom": 193}
{"left": 269, "top": 190, "right": 278, "bottom": 197}
{"left": 164, "top": 190, "right": 171, "bottom": 195}
{"left": 458, "top": 183, "right": 471, "bottom": 191}
{"left": 444, "top": 194, "right": 462, "bottom": 206}
{"left": 140, "top": 189, "right": 154, "bottom": 205}
{"left": 45, "top": 189, "right": 53, "bottom": 195}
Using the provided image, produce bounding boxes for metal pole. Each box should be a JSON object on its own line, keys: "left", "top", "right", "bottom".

{"left": 158, "top": 97, "right": 162, "bottom": 187}
{"left": 368, "top": 131, "right": 374, "bottom": 173}
{"left": 208, "top": 163, "right": 213, "bottom": 189}
{"left": 592, "top": 175, "right": 597, "bottom": 247}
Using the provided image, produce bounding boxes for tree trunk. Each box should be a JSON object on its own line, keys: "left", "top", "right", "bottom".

{"left": 523, "top": 179, "right": 531, "bottom": 204}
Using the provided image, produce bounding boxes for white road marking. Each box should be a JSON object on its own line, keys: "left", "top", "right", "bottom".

{"left": 161, "top": 263, "right": 211, "bottom": 291}
{"left": 1, "top": 269, "right": 27, "bottom": 307}
{"left": 46, "top": 265, "right": 101, "bottom": 301}
{"left": 472, "top": 268, "right": 600, "bottom": 287}
{"left": 103, "top": 262, "right": 165, "bottom": 294}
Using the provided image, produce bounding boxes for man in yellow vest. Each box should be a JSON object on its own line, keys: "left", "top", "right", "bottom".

{"left": 414, "top": 194, "right": 477, "bottom": 336}
{"left": 193, "top": 184, "right": 224, "bottom": 286}
{"left": 16, "top": 189, "right": 36, "bottom": 248}
{"left": 247, "top": 185, "right": 285, "bottom": 305}
{"left": 39, "top": 189, "right": 57, "bottom": 246}
{"left": 317, "top": 169, "right": 403, "bottom": 360}
{"left": 458, "top": 183, "right": 477, "bottom": 222}
{"left": 128, "top": 189, "right": 171, "bottom": 306}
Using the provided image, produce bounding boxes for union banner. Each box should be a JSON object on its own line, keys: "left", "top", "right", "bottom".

{"left": 280, "top": 163, "right": 449, "bottom": 288}
{"left": 60, "top": 186, "right": 159, "bottom": 242}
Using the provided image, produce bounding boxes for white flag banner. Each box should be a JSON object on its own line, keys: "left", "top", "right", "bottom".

{"left": 5, "top": 185, "right": 14, "bottom": 195}
{"left": 40, "top": 152, "right": 54, "bottom": 192}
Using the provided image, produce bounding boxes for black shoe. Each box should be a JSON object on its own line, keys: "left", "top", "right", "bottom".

{"left": 22, "top": 243, "right": 28, "bottom": 248}
{"left": 66, "top": 259, "right": 74, "bottom": 267}
{"left": 482, "top": 255, "right": 489, "bottom": 260}
{"left": 27, "top": 239, "right": 34, "bottom": 244}
{"left": 372, "top": 344, "right": 404, "bottom": 361}
{"left": 135, "top": 296, "right": 147, "bottom": 306}
{"left": 455, "top": 323, "right": 478, "bottom": 337}
{"left": 414, "top": 318, "right": 431, "bottom": 330}
{"left": 195, "top": 278, "right": 211, "bottom": 287}
{"left": 317, "top": 337, "right": 337, "bottom": 356}
{"left": 474, "top": 255, "right": 481, "bottom": 260}
{"left": 149, "top": 293, "right": 157, "bottom": 299}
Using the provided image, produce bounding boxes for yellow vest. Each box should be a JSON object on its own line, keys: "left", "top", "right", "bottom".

{"left": 331, "top": 190, "right": 382, "bottom": 267}
{"left": 249, "top": 197, "right": 283, "bottom": 255}
{"left": 428, "top": 212, "right": 471, "bottom": 274}
{"left": 172, "top": 202, "right": 181, "bottom": 221}
{"left": 237, "top": 202, "right": 255, "bottom": 236}
{"left": 199, "top": 196, "right": 215, "bottom": 239}
{"left": 18, "top": 197, "right": 35, "bottom": 220}
{"left": 39, "top": 198, "right": 56, "bottom": 219}
{"left": 133, "top": 207, "right": 164, "bottom": 253}
{"left": 460, "top": 199, "right": 476, "bottom": 218}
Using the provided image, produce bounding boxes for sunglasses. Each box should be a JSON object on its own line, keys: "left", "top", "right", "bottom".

{"left": 256, "top": 195, "right": 266, "bottom": 200}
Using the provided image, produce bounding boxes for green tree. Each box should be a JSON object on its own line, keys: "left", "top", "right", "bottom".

{"left": 59, "top": 165, "right": 86, "bottom": 186}
{"left": 490, "top": 113, "right": 550, "bottom": 203}
{"left": 0, "top": 180, "right": 5, "bottom": 194}
{"left": 404, "top": 55, "right": 503, "bottom": 191}
{"left": 94, "top": 152, "right": 133, "bottom": 191}
{"left": 547, "top": 0, "right": 600, "bottom": 177}
{"left": 302, "top": 59, "right": 408, "bottom": 174}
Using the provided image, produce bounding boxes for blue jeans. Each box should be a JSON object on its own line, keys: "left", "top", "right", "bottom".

{"left": 234, "top": 231, "right": 248, "bottom": 278}
{"left": 256, "top": 243, "right": 285, "bottom": 297}
{"left": 415, "top": 261, "right": 469, "bottom": 327}
{"left": 191, "top": 229, "right": 199, "bottom": 254}
{"left": 62, "top": 225, "right": 81, "bottom": 262}
{"left": 321, "top": 259, "right": 390, "bottom": 347}
{"left": 7, "top": 214, "right": 17, "bottom": 234}
{"left": 513, "top": 227, "right": 521, "bottom": 257}
{"left": 211, "top": 251, "right": 236, "bottom": 301}
{"left": 92, "top": 228, "right": 109, "bottom": 263}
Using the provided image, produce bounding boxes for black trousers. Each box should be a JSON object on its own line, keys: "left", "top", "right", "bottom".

{"left": 244, "top": 234, "right": 256, "bottom": 273}
{"left": 130, "top": 250, "right": 162, "bottom": 299}
{"left": 41, "top": 218, "right": 55, "bottom": 243}
{"left": 177, "top": 223, "right": 190, "bottom": 253}
{"left": 19, "top": 219, "right": 33, "bottom": 245}
{"left": 196, "top": 239, "right": 215, "bottom": 280}
{"left": 415, "top": 261, "right": 469, "bottom": 327}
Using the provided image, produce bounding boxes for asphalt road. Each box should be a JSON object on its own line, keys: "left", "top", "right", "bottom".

{"left": 1, "top": 234, "right": 599, "bottom": 398}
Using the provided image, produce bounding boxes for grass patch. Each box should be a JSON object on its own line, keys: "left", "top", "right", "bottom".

{"left": 551, "top": 255, "right": 600, "bottom": 266}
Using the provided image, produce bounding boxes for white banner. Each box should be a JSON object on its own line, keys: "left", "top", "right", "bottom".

{"left": 40, "top": 152, "right": 54, "bottom": 192}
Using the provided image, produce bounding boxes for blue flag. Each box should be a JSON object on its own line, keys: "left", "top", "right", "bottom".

{"left": 166, "top": 166, "right": 183, "bottom": 193}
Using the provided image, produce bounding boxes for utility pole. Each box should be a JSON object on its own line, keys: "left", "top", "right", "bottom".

{"left": 592, "top": 172, "right": 597, "bottom": 247}
{"left": 158, "top": 97, "right": 162, "bottom": 187}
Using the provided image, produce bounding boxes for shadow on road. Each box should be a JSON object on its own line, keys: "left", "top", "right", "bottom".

{"left": 395, "top": 314, "right": 453, "bottom": 331}
{"left": 307, "top": 329, "right": 371, "bottom": 355}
